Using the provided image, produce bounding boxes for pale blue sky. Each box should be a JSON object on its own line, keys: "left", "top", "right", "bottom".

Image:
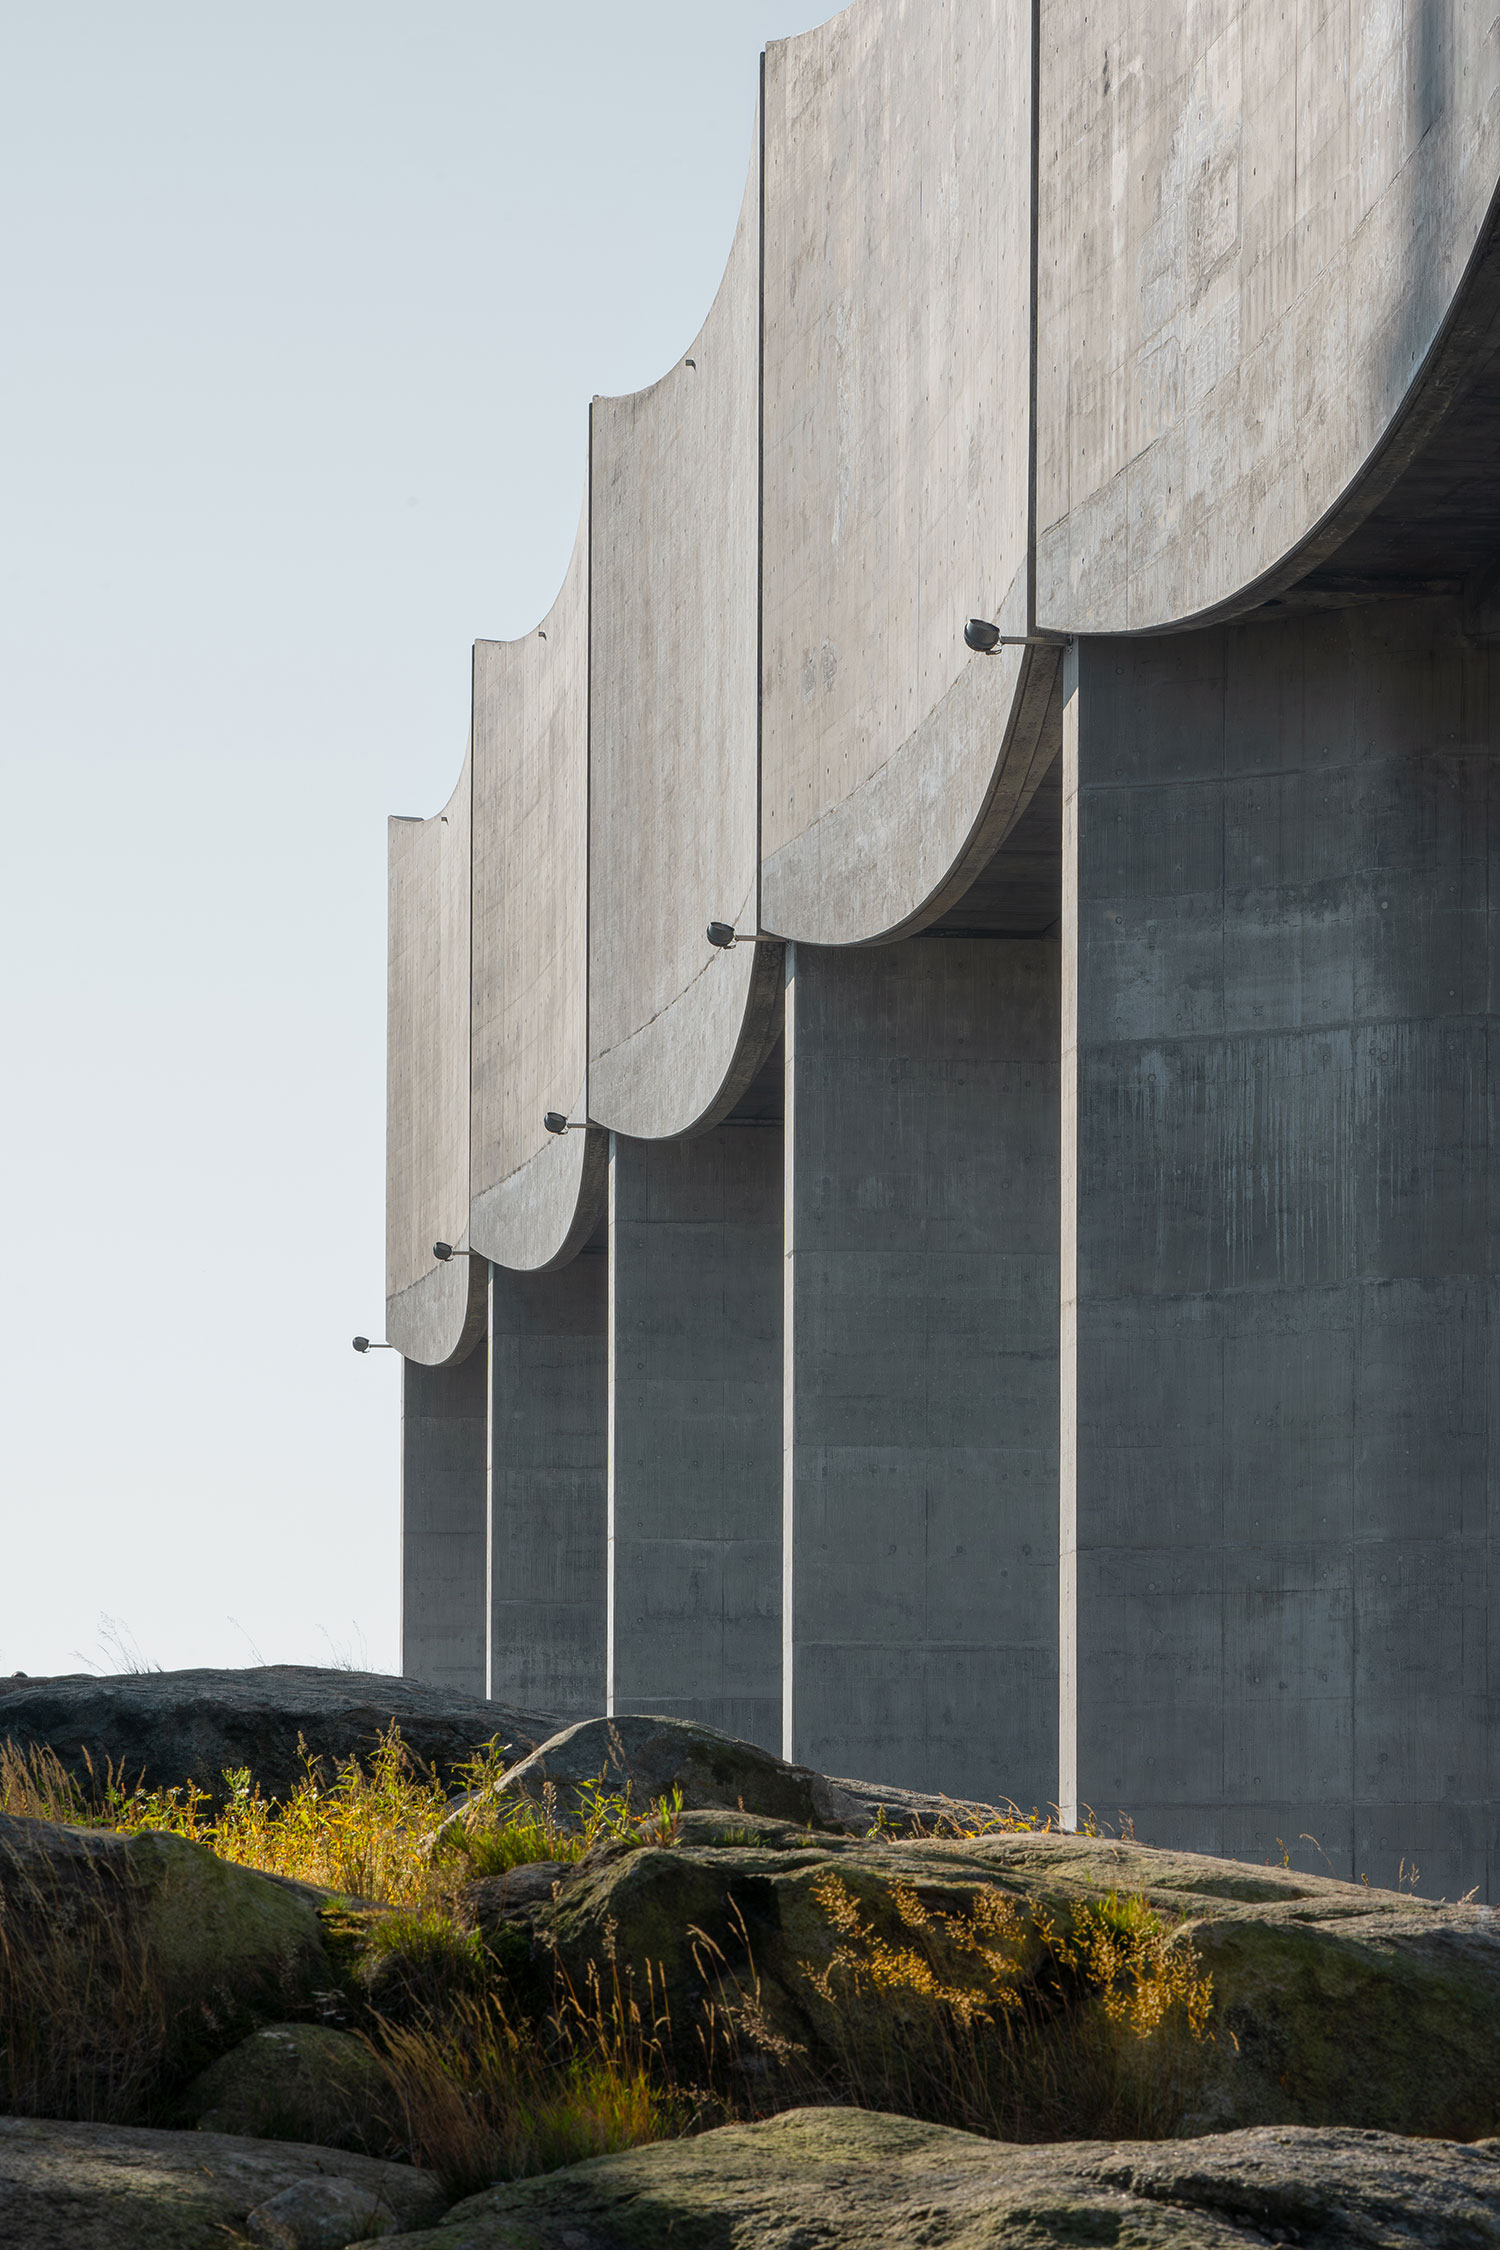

{"left": 0, "top": 2, "right": 828, "bottom": 1678}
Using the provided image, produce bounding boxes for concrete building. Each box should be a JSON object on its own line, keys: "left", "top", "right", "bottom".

{"left": 383, "top": 0, "right": 1500, "bottom": 1896}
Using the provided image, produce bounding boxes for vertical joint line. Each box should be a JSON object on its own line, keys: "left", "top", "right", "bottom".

{"left": 780, "top": 942, "right": 796, "bottom": 1764}
{"left": 605, "top": 1131, "right": 617, "bottom": 1718}
{"left": 397, "top": 1361, "right": 408, "bottom": 1675}
{"left": 469, "top": 667, "right": 487, "bottom": 1696}
{"left": 1058, "top": 643, "right": 1081, "bottom": 1831}
{"left": 484, "top": 1264, "right": 495, "bottom": 1701}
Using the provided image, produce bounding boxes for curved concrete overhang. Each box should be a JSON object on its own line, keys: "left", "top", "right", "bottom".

{"left": 588, "top": 123, "right": 781, "bottom": 1140}
{"left": 1035, "top": 0, "right": 1500, "bottom": 634}
{"left": 469, "top": 512, "right": 606, "bottom": 1274}
{"left": 388, "top": 0, "right": 1500, "bottom": 1269}
{"left": 759, "top": 0, "right": 1053, "bottom": 946}
{"left": 385, "top": 756, "right": 486, "bottom": 1367}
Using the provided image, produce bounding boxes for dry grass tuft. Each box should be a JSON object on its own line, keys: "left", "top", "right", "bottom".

{"left": 372, "top": 1966, "right": 693, "bottom": 2197}
{"left": 0, "top": 1738, "right": 97, "bottom": 1825}
{"left": 770, "top": 1874, "right": 1215, "bottom": 2142}
{"left": 0, "top": 1728, "right": 671, "bottom": 1910}
{"left": 0, "top": 1830, "right": 169, "bottom": 2121}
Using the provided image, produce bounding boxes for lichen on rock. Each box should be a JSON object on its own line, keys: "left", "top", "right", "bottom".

{"left": 375, "top": 2107, "right": 1500, "bottom": 2249}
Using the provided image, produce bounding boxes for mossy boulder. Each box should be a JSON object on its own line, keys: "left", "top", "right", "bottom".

{"left": 177, "top": 2023, "right": 396, "bottom": 2152}
{"left": 378, "top": 2106, "right": 1500, "bottom": 2249}
{"left": 0, "top": 1812, "right": 333, "bottom": 2110}
{"left": 529, "top": 1829, "right": 1500, "bottom": 2140}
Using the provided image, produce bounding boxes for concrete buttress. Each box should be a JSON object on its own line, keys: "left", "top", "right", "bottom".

{"left": 487, "top": 1249, "right": 608, "bottom": 1721}
{"left": 782, "top": 936, "right": 1061, "bottom": 1805}
{"left": 401, "top": 1344, "right": 488, "bottom": 1696}
{"left": 606, "top": 1127, "right": 784, "bottom": 1753}
{"left": 1061, "top": 607, "right": 1500, "bottom": 1899}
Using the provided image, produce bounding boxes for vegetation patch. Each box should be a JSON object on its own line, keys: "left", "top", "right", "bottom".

{"left": 0, "top": 1727, "right": 665, "bottom": 1909}
{"left": 8, "top": 1721, "right": 1498, "bottom": 2195}
{"left": 373, "top": 1974, "right": 695, "bottom": 2198}
{"left": 774, "top": 1872, "right": 1216, "bottom": 2141}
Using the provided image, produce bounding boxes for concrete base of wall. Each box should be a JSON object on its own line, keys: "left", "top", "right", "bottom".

{"left": 401, "top": 1343, "right": 488, "bottom": 1695}
{"left": 608, "top": 1128, "right": 783, "bottom": 1751}
{"left": 1063, "top": 602, "right": 1500, "bottom": 1900}
{"left": 783, "top": 936, "right": 1061, "bottom": 1807}
{"left": 488, "top": 1247, "right": 608, "bottom": 1720}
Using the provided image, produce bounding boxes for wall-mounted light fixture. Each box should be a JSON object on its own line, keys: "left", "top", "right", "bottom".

{"left": 707, "top": 921, "right": 780, "bottom": 950}
{"left": 965, "top": 616, "right": 1068, "bottom": 653}
{"left": 544, "top": 1110, "right": 586, "bottom": 1136}
{"left": 432, "top": 1241, "right": 474, "bottom": 1262}
{"left": 352, "top": 1336, "right": 396, "bottom": 1353}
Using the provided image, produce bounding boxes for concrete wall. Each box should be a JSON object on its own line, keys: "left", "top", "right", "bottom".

{"left": 589, "top": 128, "right": 779, "bottom": 1139}
{"left": 488, "top": 1246, "right": 608, "bottom": 1720}
{"left": 401, "top": 1342, "right": 488, "bottom": 1695}
{"left": 1062, "top": 602, "right": 1500, "bottom": 1898}
{"left": 383, "top": 7, "right": 1500, "bottom": 1892}
{"left": 1036, "top": 0, "right": 1500, "bottom": 633}
{"left": 386, "top": 756, "right": 486, "bottom": 1365}
{"left": 470, "top": 514, "right": 604, "bottom": 1274}
{"left": 783, "top": 935, "right": 1061, "bottom": 1805}
{"left": 760, "top": 0, "right": 1056, "bottom": 945}
{"left": 608, "top": 1128, "right": 783, "bottom": 1752}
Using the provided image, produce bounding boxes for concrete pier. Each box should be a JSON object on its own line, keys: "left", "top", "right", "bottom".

{"left": 1063, "top": 605, "right": 1500, "bottom": 1898}
{"left": 782, "top": 937, "right": 1061, "bottom": 1805}
{"left": 607, "top": 1127, "right": 783, "bottom": 1752}
{"left": 400, "top": 1343, "right": 488, "bottom": 1696}
{"left": 487, "top": 1248, "right": 608, "bottom": 1720}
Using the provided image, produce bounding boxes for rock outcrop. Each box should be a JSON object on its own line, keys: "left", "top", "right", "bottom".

{"left": 446, "top": 1714, "right": 827, "bottom": 1833}
{"left": 0, "top": 1812, "right": 332, "bottom": 2105}
{"left": 0, "top": 1667, "right": 557, "bottom": 1805}
{"left": 0, "top": 2115, "right": 446, "bottom": 2250}
{"left": 444, "top": 1712, "right": 1008, "bottom": 1837}
{"left": 378, "top": 2107, "right": 1500, "bottom": 2248}
{"left": 505, "top": 1827, "right": 1500, "bottom": 2141}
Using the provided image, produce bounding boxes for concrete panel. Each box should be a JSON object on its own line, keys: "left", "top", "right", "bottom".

{"left": 590, "top": 133, "right": 781, "bottom": 1139}
{"left": 608, "top": 1126, "right": 783, "bottom": 1753}
{"left": 1062, "top": 604, "right": 1500, "bottom": 1895}
{"left": 488, "top": 1244, "right": 607, "bottom": 1720}
{"left": 1036, "top": 0, "right": 1500, "bottom": 632}
{"left": 761, "top": 0, "right": 1056, "bottom": 945}
{"left": 470, "top": 514, "right": 605, "bottom": 1273}
{"left": 783, "top": 936, "right": 1060, "bottom": 1806}
{"left": 402, "top": 1345, "right": 488, "bottom": 1695}
{"left": 386, "top": 755, "right": 486, "bottom": 1365}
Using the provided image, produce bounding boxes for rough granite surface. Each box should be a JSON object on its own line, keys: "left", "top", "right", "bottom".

{"left": 378, "top": 2107, "right": 1500, "bottom": 2248}
{"left": 0, "top": 2116, "right": 446, "bottom": 2250}
{"left": 0, "top": 1667, "right": 557, "bottom": 1803}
